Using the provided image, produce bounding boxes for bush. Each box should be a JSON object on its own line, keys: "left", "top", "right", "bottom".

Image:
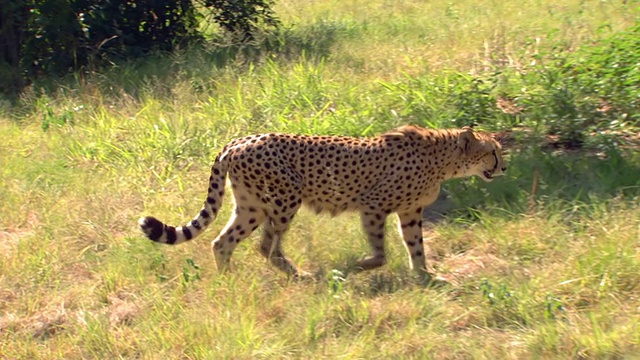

{"left": 519, "top": 22, "right": 640, "bottom": 146}
{"left": 565, "top": 22, "right": 640, "bottom": 123}
{"left": 202, "top": 0, "right": 279, "bottom": 40}
{"left": 0, "top": 0, "right": 279, "bottom": 95}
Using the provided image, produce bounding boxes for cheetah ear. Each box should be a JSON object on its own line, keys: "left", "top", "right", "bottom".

{"left": 458, "top": 126, "right": 476, "bottom": 154}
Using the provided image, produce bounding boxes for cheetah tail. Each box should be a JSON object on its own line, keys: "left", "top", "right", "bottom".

{"left": 138, "top": 153, "right": 229, "bottom": 245}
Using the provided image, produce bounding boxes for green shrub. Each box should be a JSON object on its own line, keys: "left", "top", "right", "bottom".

{"left": 520, "top": 22, "right": 640, "bottom": 146}
{"left": 0, "top": 0, "right": 279, "bottom": 95}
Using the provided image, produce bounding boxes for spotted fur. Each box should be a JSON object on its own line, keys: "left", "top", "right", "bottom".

{"left": 139, "top": 125, "right": 506, "bottom": 279}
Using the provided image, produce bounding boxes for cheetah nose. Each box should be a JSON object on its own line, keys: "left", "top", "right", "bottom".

{"left": 501, "top": 166, "right": 507, "bottom": 172}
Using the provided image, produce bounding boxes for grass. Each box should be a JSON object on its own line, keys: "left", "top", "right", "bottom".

{"left": 1, "top": 0, "right": 640, "bottom": 358}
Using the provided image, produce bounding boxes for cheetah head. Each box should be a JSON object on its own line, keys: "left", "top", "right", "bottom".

{"left": 457, "top": 127, "right": 507, "bottom": 182}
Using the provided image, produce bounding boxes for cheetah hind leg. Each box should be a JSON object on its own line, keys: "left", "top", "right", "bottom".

{"left": 212, "top": 206, "right": 266, "bottom": 273}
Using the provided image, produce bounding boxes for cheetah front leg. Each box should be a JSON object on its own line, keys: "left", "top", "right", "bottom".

{"left": 397, "top": 208, "right": 432, "bottom": 280}
{"left": 258, "top": 198, "right": 311, "bottom": 279}
{"left": 259, "top": 217, "right": 307, "bottom": 278}
{"left": 355, "top": 210, "right": 389, "bottom": 271}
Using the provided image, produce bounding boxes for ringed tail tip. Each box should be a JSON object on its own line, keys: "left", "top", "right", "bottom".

{"left": 139, "top": 216, "right": 164, "bottom": 241}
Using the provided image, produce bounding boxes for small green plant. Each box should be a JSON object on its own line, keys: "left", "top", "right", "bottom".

{"left": 478, "top": 279, "right": 531, "bottom": 328}
{"left": 328, "top": 269, "right": 347, "bottom": 296}
{"left": 450, "top": 74, "right": 498, "bottom": 128}
{"left": 480, "top": 279, "right": 515, "bottom": 306}
{"left": 41, "top": 105, "right": 74, "bottom": 131}
{"left": 182, "top": 258, "right": 201, "bottom": 285}
{"left": 544, "top": 294, "right": 565, "bottom": 320}
{"left": 150, "top": 253, "right": 169, "bottom": 282}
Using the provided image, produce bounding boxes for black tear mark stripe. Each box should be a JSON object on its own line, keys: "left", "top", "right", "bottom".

{"left": 492, "top": 150, "right": 499, "bottom": 171}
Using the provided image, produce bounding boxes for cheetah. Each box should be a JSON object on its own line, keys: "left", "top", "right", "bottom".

{"left": 139, "top": 125, "right": 506, "bottom": 281}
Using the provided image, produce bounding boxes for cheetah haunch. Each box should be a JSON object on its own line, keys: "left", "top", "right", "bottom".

{"left": 139, "top": 125, "right": 506, "bottom": 281}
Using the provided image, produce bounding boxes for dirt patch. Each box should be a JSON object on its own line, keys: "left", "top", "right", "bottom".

{"left": 0, "top": 301, "right": 67, "bottom": 339}
{"left": 0, "top": 212, "right": 39, "bottom": 256}
{"left": 435, "top": 248, "right": 509, "bottom": 284}
{"left": 0, "top": 289, "right": 17, "bottom": 311}
{"left": 107, "top": 292, "right": 142, "bottom": 326}
{"left": 0, "top": 291, "right": 143, "bottom": 340}
{"left": 0, "top": 230, "right": 24, "bottom": 255}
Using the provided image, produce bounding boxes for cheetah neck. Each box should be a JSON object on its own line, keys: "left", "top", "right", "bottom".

{"left": 409, "top": 128, "right": 466, "bottom": 182}
{"left": 381, "top": 126, "right": 467, "bottom": 184}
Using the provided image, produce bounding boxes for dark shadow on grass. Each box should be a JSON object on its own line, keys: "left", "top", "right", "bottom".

{"left": 5, "top": 20, "right": 349, "bottom": 112}
{"left": 349, "top": 272, "right": 412, "bottom": 296}
{"left": 435, "top": 140, "right": 640, "bottom": 222}
{"left": 320, "top": 255, "right": 448, "bottom": 297}
{"left": 218, "top": 19, "right": 350, "bottom": 64}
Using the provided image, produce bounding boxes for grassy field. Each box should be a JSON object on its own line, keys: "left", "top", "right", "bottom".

{"left": 1, "top": 0, "right": 640, "bottom": 358}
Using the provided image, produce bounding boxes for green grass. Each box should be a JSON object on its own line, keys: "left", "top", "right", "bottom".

{"left": 1, "top": 0, "right": 640, "bottom": 358}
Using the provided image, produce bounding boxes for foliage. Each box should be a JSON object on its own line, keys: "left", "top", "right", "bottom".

{"left": 0, "top": 0, "right": 279, "bottom": 94}
{"left": 561, "top": 22, "right": 640, "bottom": 123}
{"left": 518, "top": 22, "right": 640, "bottom": 146}
{"left": 379, "top": 21, "right": 640, "bottom": 146}
{"left": 201, "top": 0, "right": 279, "bottom": 40}
{"left": 0, "top": 0, "right": 30, "bottom": 93}
{"left": 373, "top": 22, "right": 640, "bottom": 146}
{"left": 378, "top": 71, "right": 520, "bottom": 130}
